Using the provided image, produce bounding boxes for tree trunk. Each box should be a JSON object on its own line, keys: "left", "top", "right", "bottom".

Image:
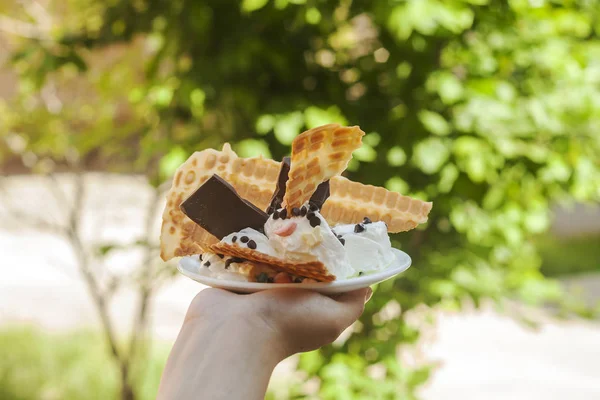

{"left": 121, "top": 364, "right": 136, "bottom": 400}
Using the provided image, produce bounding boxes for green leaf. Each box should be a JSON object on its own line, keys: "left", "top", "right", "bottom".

{"left": 412, "top": 138, "right": 450, "bottom": 174}
{"left": 524, "top": 209, "right": 549, "bottom": 234}
{"left": 298, "top": 351, "right": 324, "bottom": 375}
{"left": 274, "top": 112, "right": 304, "bottom": 145}
{"left": 305, "top": 7, "right": 321, "bottom": 24}
{"left": 363, "top": 132, "right": 381, "bottom": 147}
{"left": 160, "top": 147, "right": 188, "bottom": 180}
{"left": 148, "top": 85, "right": 173, "bottom": 107}
{"left": 234, "top": 139, "right": 272, "bottom": 158}
{"left": 419, "top": 110, "right": 451, "bottom": 136}
{"left": 241, "top": 0, "right": 269, "bottom": 13}
{"left": 387, "top": 146, "right": 407, "bottom": 166}
{"left": 353, "top": 145, "right": 377, "bottom": 162}
{"left": 385, "top": 177, "right": 409, "bottom": 194}
{"left": 255, "top": 114, "right": 275, "bottom": 135}
{"left": 438, "top": 164, "right": 459, "bottom": 193}
{"left": 304, "top": 106, "right": 347, "bottom": 129}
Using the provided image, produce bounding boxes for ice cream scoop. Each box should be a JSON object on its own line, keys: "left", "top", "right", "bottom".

{"left": 332, "top": 220, "right": 395, "bottom": 274}
{"left": 264, "top": 204, "right": 355, "bottom": 279}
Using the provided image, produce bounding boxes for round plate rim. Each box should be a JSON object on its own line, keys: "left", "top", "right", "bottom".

{"left": 177, "top": 248, "right": 411, "bottom": 293}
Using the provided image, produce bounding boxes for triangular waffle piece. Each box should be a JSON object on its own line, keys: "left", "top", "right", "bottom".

{"left": 211, "top": 242, "right": 335, "bottom": 282}
{"left": 160, "top": 144, "right": 280, "bottom": 261}
{"left": 283, "top": 124, "right": 364, "bottom": 210}
{"left": 322, "top": 176, "right": 433, "bottom": 233}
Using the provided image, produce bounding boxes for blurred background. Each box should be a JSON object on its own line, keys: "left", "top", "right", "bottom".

{"left": 1, "top": 0, "right": 599, "bottom": 399}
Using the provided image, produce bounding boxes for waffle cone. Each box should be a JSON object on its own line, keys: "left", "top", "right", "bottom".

{"left": 160, "top": 144, "right": 280, "bottom": 261}
{"left": 322, "top": 176, "right": 433, "bottom": 232}
{"left": 211, "top": 242, "right": 335, "bottom": 282}
{"left": 283, "top": 124, "right": 364, "bottom": 210}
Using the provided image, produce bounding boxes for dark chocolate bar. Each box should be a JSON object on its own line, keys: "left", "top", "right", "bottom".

{"left": 180, "top": 174, "right": 268, "bottom": 239}
{"left": 309, "top": 180, "right": 330, "bottom": 210}
{"left": 266, "top": 156, "right": 291, "bottom": 214}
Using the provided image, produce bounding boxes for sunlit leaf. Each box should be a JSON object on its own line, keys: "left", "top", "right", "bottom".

{"left": 241, "top": 0, "right": 269, "bottom": 13}
{"left": 418, "top": 110, "right": 451, "bottom": 136}
{"left": 353, "top": 144, "right": 377, "bottom": 162}
{"left": 413, "top": 138, "right": 450, "bottom": 174}
{"left": 386, "top": 146, "right": 407, "bottom": 166}
{"left": 363, "top": 133, "right": 381, "bottom": 147}
{"left": 304, "top": 106, "right": 347, "bottom": 129}
{"left": 385, "top": 177, "right": 409, "bottom": 194}
{"left": 159, "top": 147, "right": 188, "bottom": 180}
{"left": 273, "top": 112, "right": 304, "bottom": 145}
{"left": 255, "top": 114, "right": 276, "bottom": 135}
{"left": 235, "top": 139, "right": 272, "bottom": 158}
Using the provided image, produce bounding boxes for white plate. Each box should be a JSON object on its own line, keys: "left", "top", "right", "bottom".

{"left": 177, "top": 248, "right": 411, "bottom": 294}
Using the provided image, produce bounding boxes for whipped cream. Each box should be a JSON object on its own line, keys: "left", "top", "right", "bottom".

{"left": 221, "top": 228, "right": 278, "bottom": 257}
{"left": 264, "top": 210, "right": 355, "bottom": 279}
{"left": 332, "top": 221, "right": 395, "bottom": 273}
{"left": 195, "top": 252, "right": 249, "bottom": 281}
{"left": 208, "top": 203, "right": 396, "bottom": 281}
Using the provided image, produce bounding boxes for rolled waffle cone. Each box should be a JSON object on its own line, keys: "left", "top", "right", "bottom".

{"left": 160, "top": 144, "right": 280, "bottom": 261}
{"left": 284, "top": 124, "right": 364, "bottom": 210}
{"left": 324, "top": 176, "right": 432, "bottom": 232}
{"left": 211, "top": 242, "right": 335, "bottom": 282}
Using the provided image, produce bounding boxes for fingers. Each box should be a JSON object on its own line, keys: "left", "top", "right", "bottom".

{"left": 329, "top": 287, "right": 370, "bottom": 327}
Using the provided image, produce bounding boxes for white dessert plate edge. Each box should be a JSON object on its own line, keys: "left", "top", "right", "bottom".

{"left": 177, "top": 248, "right": 411, "bottom": 294}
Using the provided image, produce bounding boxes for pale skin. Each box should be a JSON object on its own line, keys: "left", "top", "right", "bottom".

{"left": 157, "top": 287, "right": 372, "bottom": 400}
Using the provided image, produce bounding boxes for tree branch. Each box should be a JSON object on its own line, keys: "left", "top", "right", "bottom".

{"left": 127, "top": 185, "right": 164, "bottom": 365}
{"left": 65, "top": 172, "right": 124, "bottom": 369}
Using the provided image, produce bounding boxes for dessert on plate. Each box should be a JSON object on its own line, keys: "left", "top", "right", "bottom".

{"left": 160, "top": 124, "right": 432, "bottom": 283}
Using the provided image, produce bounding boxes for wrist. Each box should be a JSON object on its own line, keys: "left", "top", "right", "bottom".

{"left": 184, "top": 304, "right": 288, "bottom": 365}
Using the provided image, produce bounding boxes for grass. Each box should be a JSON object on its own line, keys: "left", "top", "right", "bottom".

{"left": 537, "top": 233, "right": 600, "bottom": 277}
{"left": 0, "top": 326, "right": 170, "bottom": 400}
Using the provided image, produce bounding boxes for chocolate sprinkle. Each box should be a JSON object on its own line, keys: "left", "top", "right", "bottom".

{"left": 199, "top": 254, "right": 203, "bottom": 261}
{"left": 240, "top": 236, "right": 249, "bottom": 243}
{"left": 308, "top": 202, "right": 319, "bottom": 212}
{"left": 339, "top": 237, "right": 345, "bottom": 246}
{"left": 273, "top": 210, "right": 280, "bottom": 220}
{"left": 247, "top": 240, "right": 257, "bottom": 249}
{"left": 309, "top": 217, "right": 321, "bottom": 227}
{"left": 232, "top": 236, "right": 237, "bottom": 243}
{"left": 307, "top": 212, "right": 315, "bottom": 220}
{"left": 279, "top": 208, "right": 287, "bottom": 219}
{"left": 354, "top": 224, "right": 365, "bottom": 233}
{"left": 204, "top": 261, "right": 211, "bottom": 267}
{"left": 225, "top": 257, "right": 244, "bottom": 269}
{"left": 363, "top": 217, "right": 372, "bottom": 224}
{"left": 217, "top": 253, "right": 224, "bottom": 259}
{"left": 300, "top": 206, "right": 308, "bottom": 216}
{"left": 292, "top": 207, "right": 301, "bottom": 216}
{"left": 358, "top": 271, "right": 364, "bottom": 276}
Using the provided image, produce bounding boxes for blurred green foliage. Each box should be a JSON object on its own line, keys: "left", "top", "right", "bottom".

{"left": 538, "top": 233, "right": 600, "bottom": 276}
{"left": 2, "top": 0, "right": 600, "bottom": 398}
{"left": 0, "top": 327, "right": 168, "bottom": 400}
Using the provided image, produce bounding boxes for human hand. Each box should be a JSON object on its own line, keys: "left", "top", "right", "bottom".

{"left": 158, "top": 287, "right": 371, "bottom": 400}
{"left": 185, "top": 287, "right": 372, "bottom": 359}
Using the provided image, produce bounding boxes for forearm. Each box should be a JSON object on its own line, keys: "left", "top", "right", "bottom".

{"left": 157, "top": 317, "right": 283, "bottom": 400}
